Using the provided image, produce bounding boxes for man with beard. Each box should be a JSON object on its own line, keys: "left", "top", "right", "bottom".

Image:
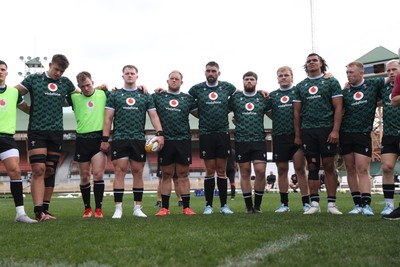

{"left": 229, "top": 71, "right": 268, "bottom": 213}
{"left": 188, "top": 61, "right": 236, "bottom": 215}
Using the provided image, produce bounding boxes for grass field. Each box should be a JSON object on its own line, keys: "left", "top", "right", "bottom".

{"left": 0, "top": 191, "right": 399, "bottom": 267}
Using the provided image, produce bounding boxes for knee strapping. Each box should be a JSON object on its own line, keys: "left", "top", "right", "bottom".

{"left": 45, "top": 155, "right": 59, "bottom": 188}
{"left": 306, "top": 153, "right": 320, "bottom": 180}
{"left": 29, "top": 154, "right": 46, "bottom": 164}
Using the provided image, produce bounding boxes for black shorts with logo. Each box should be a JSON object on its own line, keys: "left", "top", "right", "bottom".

{"left": 111, "top": 140, "right": 146, "bottom": 162}
{"left": 272, "top": 135, "right": 301, "bottom": 162}
{"left": 28, "top": 131, "right": 63, "bottom": 152}
{"left": 339, "top": 132, "right": 371, "bottom": 157}
{"left": 234, "top": 141, "right": 266, "bottom": 163}
{"left": 199, "top": 132, "right": 231, "bottom": 160}
{"left": 158, "top": 140, "right": 192, "bottom": 166}
{"left": 381, "top": 135, "right": 400, "bottom": 155}
{"left": 301, "top": 127, "right": 337, "bottom": 157}
{"left": 74, "top": 137, "right": 102, "bottom": 162}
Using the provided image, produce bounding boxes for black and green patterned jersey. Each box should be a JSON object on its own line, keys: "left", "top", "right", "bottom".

{"left": 152, "top": 91, "right": 196, "bottom": 141}
{"left": 341, "top": 78, "right": 384, "bottom": 133}
{"left": 266, "top": 86, "right": 296, "bottom": 136}
{"left": 188, "top": 81, "right": 236, "bottom": 134}
{"left": 229, "top": 91, "right": 268, "bottom": 142}
{"left": 0, "top": 86, "right": 24, "bottom": 136}
{"left": 20, "top": 73, "right": 75, "bottom": 131}
{"left": 67, "top": 90, "right": 109, "bottom": 138}
{"left": 106, "top": 88, "right": 155, "bottom": 141}
{"left": 381, "top": 83, "right": 400, "bottom": 136}
{"left": 294, "top": 76, "right": 342, "bottom": 129}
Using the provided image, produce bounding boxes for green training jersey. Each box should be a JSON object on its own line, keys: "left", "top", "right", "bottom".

{"left": 106, "top": 88, "right": 155, "bottom": 141}
{"left": 152, "top": 91, "right": 197, "bottom": 141}
{"left": 20, "top": 73, "right": 75, "bottom": 131}
{"left": 266, "top": 86, "right": 296, "bottom": 136}
{"left": 188, "top": 81, "right": 236, "bottom": 135}
{"left": 68, "top": 90, "right": 108, "bottom": 138}
{"left": 0, "top": 86, "right": 24, "bottom": 135}
{"left": 341, "top": 78, "right": 384, "bottom": 133}
{"left": 381, "top": 83, "right": 400, "bottom": 136}
{"left": 229, "top": 91, "right": 268, "bottom": 142}
{"left": 294, "top": 76, "right": 342, "bottom": 129}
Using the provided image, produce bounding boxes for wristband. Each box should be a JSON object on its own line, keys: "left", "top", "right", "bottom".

{"left": 155, "top": 131, "right": 163, "bottom": 136}
{"left": 102, "top": 136, "right": 109, "bottom": 142}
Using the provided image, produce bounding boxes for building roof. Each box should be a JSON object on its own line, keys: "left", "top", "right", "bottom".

{"left": 355, "top": 46, "right": 398, "bottom": 64}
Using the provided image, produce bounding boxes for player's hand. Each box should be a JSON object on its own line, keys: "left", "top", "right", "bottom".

{"left": 96, "top": 84, "right": 108, "bottom": 91}
{"left": 154, "top": 87, "right": 167, "bottom": 94}
{"left": 323, "top": 73, "right": 334, "bottom": 79}
{"left": 138, "top": 85, "right": 148, "bottom": 94}
{"left": 258, "top": 90, "right": 269, "bottom": 99}
{"left": 327, "top": 130, "right": 339, "bottom": 144}
{"left": 154, "top": 136, "right": 164, "bottom": 151}
{"left": 100, "top": 141, "right": 110, "bottom": 154}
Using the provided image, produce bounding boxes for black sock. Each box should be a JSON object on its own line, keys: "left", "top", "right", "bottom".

{"left": 351, "top": 191, "right": 362, "bottom": 206}
{"left": 217, "top": 177, "right": 228, "bottom": 207}
{"left": 80, "top": 183, "right": 91, "bottom": 209}
{"left": 94, "top": 180, "right": 105, "bottom": 209}
{"left": 383, "top": 184, "right": 395, "bottom": 200}
{"left": 280, "top": 192, "right": 289, "bottom": 206}
{"left": 10, "top": 180, "right": 23, "bottom": 207}
{"left": 327, "top": 196, "right": 336, "bottom": 203}
{"left": 133, "top": 188, "right": 144, "bottom": 203}
{"left": 302, "top": 195, "right": 310, "bottom": 205}
{"left": 43, "top": 201, "right": 50, "bottom": 212}
{"left": 231, "top": 185, "right": 236, "bottom": 197}
{"left": 34, "top": 205, "right": 43, "bottom": 216}
{"left": 114, "top": 188, "right": 124, "bottom": 203}
{"left": 254, "top": 190, "right": 264, "bottom": 208}
{"left": 181, "top": 194, "right": 190, "bottom": 209}
{"left": 361, "top": 193, "right": 372, "bottom": 206}
{"left": 243, "top": 192, "right": 253, "bottom": 209}
{"left": 161, "top": 194, "right": 170, "bottom": 209}
{"left": 204, "top": 176, "right": 215, "bottom": 207}
{"left": 310, "top": 194, "right": 320, "bottom": 204}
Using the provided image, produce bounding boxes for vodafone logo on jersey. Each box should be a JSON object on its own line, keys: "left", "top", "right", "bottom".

{"left": 308, "top": 86, "right": 318, "bottom": 95}
{"left": 245, "top": 102, "right": 255, "bottom": 111}
{"left": 126, "top": 97, "right": 135, "bottom": 106}
{"left": 209, "top": 92, "right": 218, "bottom": 100}
{"left": 48, "top": 83, "right": 58, "bottom": 92}
{"left": 353, "top": 91, "right": 364, "bottom": 101}
{"left": 280, "top": 95, "right": 290, "bottom": 104}
{"left": 169, "top": 99, "right": 179, "bottom": 107}
{"left": 87, "top": 100, "right": 95, "bottom": 108}
{"left": 0, "top": 98, "right": 7, "bottom": 107}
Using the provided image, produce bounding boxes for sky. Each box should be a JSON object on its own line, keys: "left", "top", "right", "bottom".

{"left": 3, "top": 0, "right": 399, "bottom": 93}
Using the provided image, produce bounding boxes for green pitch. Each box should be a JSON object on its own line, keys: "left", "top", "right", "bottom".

{"left": 0, "top": 192, "right": 398, "bottom": 267}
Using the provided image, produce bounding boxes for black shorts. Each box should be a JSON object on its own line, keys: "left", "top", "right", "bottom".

{"left": 234, "top": 141, "right": 267, "bottom": 163}
{"left": 158, "top": 140, "right": 192, "bottom": 166}
{"left": 381, "top": 135, "right": 400, "bottom": 155}
{"left": 272, "top": 135, "right": 301, "bottom": 162}
{"left": 339, "top": 132, "right": 371, "bottom": 157}
{"left": 28, "top": 131, "right": 63, "bottom": 152}
{"left": 74, "top": 137, "right": 102, "bottom": 162}
{"left": 199, "top": 132, "right": 231, "bottom": 160}
{"left": 111, "top": 140, "right": 146, "bottom": 162}
{"left": 0, "top": 135, "right": 17, "bottom": 153}
{"left": 301, "top": 127, "right": 337, "bottom": 157}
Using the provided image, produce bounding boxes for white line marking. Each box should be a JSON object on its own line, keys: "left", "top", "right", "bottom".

{"left": 219, "top": 234, "right": 309, "bottom": 267}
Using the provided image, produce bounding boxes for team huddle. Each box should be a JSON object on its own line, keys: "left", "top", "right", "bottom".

{"left": 1, "top": 52, "right": 400, "bottom": 223}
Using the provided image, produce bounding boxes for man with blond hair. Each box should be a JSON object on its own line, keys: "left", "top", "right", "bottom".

{"left": 340, "top": 61, "right": 387, "bottom": 216}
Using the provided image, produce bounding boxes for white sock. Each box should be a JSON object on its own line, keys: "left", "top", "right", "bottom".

{"left": 385, "top": 199, "right": 394, "bottom": 207}
{"left": 311, "top": 201, "right": 319, "bottom": 207}
{"left": 115, "top": 203, "right": 122, "bottom": 210}
{"left": 328, "top": 202, "right": 336, "bottom": 208}
{"left": 16, "top": 206, "right": 26, "bottom": 216}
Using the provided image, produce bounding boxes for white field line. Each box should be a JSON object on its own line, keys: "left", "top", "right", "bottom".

{"left": 219, "top": 234, "right": 309, "bottom": 267}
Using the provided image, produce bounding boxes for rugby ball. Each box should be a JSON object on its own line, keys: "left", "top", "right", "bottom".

{"left": 145, "top": 136, "right": 159, "bottom": 153}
